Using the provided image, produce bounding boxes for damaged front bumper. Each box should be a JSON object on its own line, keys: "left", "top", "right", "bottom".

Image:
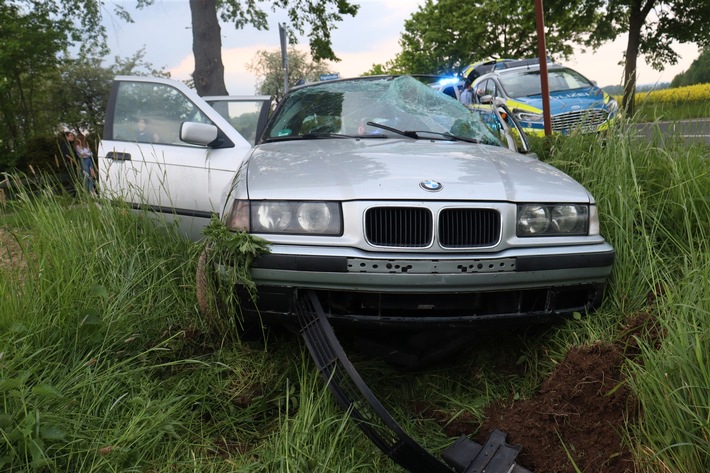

{"left": 227, "top": 243, "right": 615, "bottom": 327}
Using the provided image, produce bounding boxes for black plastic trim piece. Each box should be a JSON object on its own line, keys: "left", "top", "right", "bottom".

{"left": 296, "top": 291, "right": 454, "bottom": 473}
{"left": 296, "top": 290, "right": 532, "bottom": 473}
{"left": 516, "top": 250, "right": 615, "bottom": 271}
{"left": 124, "top": 202, "right": 214, "bottom": 220}
{"left": 105, "top": 151, "right": 131, "bottom": 161}
{"left": 253, "top": 254, "right": 348, "bottom": 272}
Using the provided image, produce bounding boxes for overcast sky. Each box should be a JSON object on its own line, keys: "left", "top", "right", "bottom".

{"left": 102, "top": 0, "right": 700, "bottom": 94}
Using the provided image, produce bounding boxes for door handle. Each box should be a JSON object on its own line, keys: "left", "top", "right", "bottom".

{"left": 106, "top": 151, "right": 131, "bottom": 161}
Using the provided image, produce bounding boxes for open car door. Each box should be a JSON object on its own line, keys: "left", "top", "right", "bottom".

{"left": 98, "top": 76, "right": 271, "bottom": 240}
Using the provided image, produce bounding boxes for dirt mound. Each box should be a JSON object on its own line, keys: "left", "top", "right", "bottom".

{"left": 477, "top": 341, "right": 637, "bottom": 472}
{"left": 415, "top": 312, "right": 660, "bottom": 472}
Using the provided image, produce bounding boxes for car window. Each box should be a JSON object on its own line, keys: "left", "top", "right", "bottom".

{"left": 499, "top": 68, "right": 594, "bottom": 98}
{"left": 499, "top": 72, "right": 543, "bottom": 98}
{"left": 441, "top": 85, "right": 457, "bottom": 100}
{"left": 484, "top": 79, "right": 497, "bottom": 97}
{"left": 263, "top": 76, "right": 502, "bottom": 146}
{"left": 207, "top": 99, "right": 269, "bottom": 145}
{"left": 548, "top": 68, "right": 593, "bottom": 91}
{"left": 112, "top": 82, "right": 212, "bottom": 146}
{"left": 477, "top": 79, "right": 499, "bottom": 101}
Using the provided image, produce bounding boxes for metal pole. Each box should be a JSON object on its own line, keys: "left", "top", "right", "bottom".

{"left": 534, "top": 0, "right": 552, "bottom": 136}
{"left": 279, "top": 23, "right": 289, "bottom": 95}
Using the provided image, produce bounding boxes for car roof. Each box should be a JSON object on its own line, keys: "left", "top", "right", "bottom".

{"left": 287, "top": 74, "right": 397, "bottom": 92}
{"left": 475, "top": 63, "right": 565, "bottom": 82}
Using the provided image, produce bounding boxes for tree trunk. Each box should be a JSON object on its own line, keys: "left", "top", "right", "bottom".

{"left": 189, "top": 0, "right": 228, "bottom": 96}
{"left": 622, "top": 0, "right": 655, "bottom": 118}
{"left": 622, "top": 11, "right": 643, "bottom": 118}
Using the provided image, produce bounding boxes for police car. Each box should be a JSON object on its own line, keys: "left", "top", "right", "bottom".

{"left": 469, "top": 59, "right": 618, "bottom": 135}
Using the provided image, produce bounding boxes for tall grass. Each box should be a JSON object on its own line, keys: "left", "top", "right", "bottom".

{"left": 1, "top": 121, "right": 708, "bottom": 473}
{"left": 633, "top": 100, "right": 710, "bottom": 122}
{"left": 534, "top": 123, "right": 709, "bottom": 472}
{"left": 0, "top": 178, "right": 407, "bottom": 472}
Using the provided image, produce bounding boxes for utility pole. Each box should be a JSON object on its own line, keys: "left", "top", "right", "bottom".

{"left": 534, "top": 0, "right": 552, "bottom": 136}
{"left": 279, "top": 23, "right": 289, "bottom": 95}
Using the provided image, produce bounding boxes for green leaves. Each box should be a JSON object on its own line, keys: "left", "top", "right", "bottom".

{"left": 202, "top": 215, "right": 270, "bottom": 299}
{"left": 247, "top": 48, "right": 337, "bottom": 103}
{"left": 383, "top": 0, "right": 603, "bottom": 76}
{"left": 215, "top": 0, "right": 360, "bottom": 62}
{"left": 0, "top": 375, "right": 67, "bottom": 470}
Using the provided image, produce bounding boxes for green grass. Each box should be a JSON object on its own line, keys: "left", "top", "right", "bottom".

{"left": 1, "top": 127, "right": 709, "bottom": 473}
{"left": 633, "top": 100, "right": 710, "bottom": 122}
{"left": 532, "top": 124, "right": 709, "bottom": 471}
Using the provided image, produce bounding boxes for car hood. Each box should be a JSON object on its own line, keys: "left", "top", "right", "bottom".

{"left": 244, "top": 139, "right": 591, "bottom": 203}
{"left": 514, "top": 86, "right": 607, "bottom": 114}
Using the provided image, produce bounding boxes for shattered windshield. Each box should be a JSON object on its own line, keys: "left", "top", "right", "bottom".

{"left": 262, "top": 76, "right": 502, "bottom": 146}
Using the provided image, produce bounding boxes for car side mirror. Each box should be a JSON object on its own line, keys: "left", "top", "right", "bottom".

{"left": 479, "top": 94, "right": 494, "bottom": 105}
{"left": 180, "top": 122, "right": 218, "bottom": 146}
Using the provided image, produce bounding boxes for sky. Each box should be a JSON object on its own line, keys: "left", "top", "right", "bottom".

{"left": 101, "top": 0, "right": 701, "bottom": 94}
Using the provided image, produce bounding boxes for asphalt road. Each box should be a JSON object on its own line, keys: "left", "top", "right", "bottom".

{"left": 633, "top": 118, "right": 710, "bottom": 146}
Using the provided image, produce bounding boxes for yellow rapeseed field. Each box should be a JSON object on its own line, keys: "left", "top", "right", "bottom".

{"left": 634, "top": 83, "right": 710, "bottom": 104}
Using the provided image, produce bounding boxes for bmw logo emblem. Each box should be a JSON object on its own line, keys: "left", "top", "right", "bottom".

{"left": 420, "top": 179, "right": 443, "bottom": 192}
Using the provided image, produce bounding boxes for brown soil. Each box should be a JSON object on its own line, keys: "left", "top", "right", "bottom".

{"left": 476, "top": 342, "right": 636, "bottom": 472}
{"left": 434, "top": 312, "right": 659, "bottom": 473}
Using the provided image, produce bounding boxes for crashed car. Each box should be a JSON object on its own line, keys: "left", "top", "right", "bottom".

{"left": 470, "top": 59, "right": 619, "bottom": 136}
{"left": 99, "top": 75, "right": 614, "bottom": 331}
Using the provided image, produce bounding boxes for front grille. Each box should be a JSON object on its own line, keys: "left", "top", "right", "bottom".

{"left": 439, "top": 208, "right": 500, "bottom": 247}
{"left": 551, "top": 109, "right": 608, "bottom": 132}
{"left": 364, "top": 207, "right": 501, "bottom": 248}
{"left": 365, "top": 207, "right": 432, "bottom": 247}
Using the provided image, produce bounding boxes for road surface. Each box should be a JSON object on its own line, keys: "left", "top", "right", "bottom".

{"left": 633, "top": 118, "right": 710, "bottom": 146}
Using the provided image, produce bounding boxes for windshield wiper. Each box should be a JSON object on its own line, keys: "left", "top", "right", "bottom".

{"left": 366, "top": 122, "right": 480, "bottom": 143}
{"left": 366, "top": 121, "right": 419, "bottom": 139}
{"left": 402, "top": 129, "right": 481, "bottom": 143}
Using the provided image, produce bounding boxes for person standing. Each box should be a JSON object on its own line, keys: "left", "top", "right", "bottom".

{"left": 460, "top": 81, "right": 473, "bottom": 107}
{"left": 74, "top": 133, "right": 96, "bottom": 194}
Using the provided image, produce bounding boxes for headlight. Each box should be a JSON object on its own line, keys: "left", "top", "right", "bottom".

{"left": 256, "top": 202, "right": 292, "bottom": 231}
{"left": 517, "top": 204, "right": 589, "bottom": 236}
{"left": 606, "top": 97, "right": 619, "bottom": 115}
{"left": 514, "top": 110, "right": 543, "bottom": 123}
{"left": 226, "top": 200, "right": 342, "bottom": 235}
{"left": 518, "top": 205, "right": 550, "bottom": 234}
{"left": 297, "top": 202, "right": 334, "bottom": 233}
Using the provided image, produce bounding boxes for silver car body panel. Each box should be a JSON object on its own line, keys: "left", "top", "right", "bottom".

{"left": 244, "top": 139, "right": 589, "bottom": 203}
